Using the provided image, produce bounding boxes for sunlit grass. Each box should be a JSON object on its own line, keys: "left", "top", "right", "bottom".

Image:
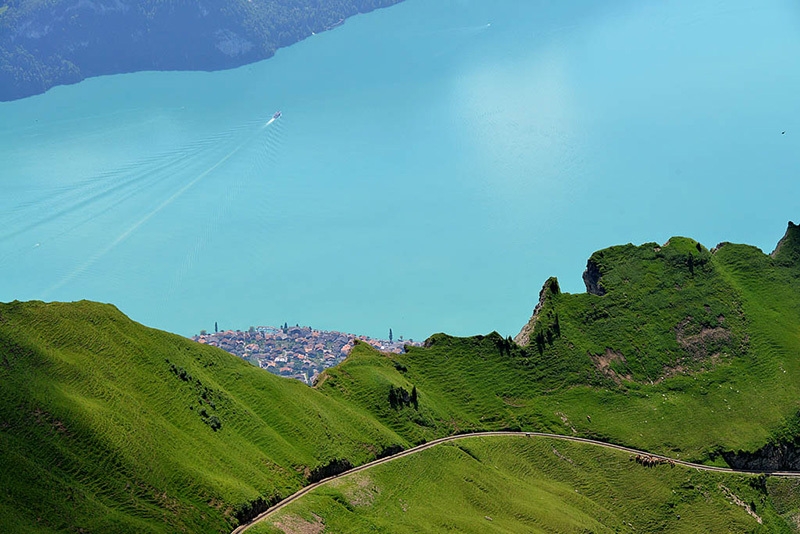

{"left": 2, "top": 226, "right": 798, "bottom": 532}
{"left": 0, "top": 300, "right": 406, "bottom": 532}
{"left": 253, "top": 436, "right": 791, "bottom": 533}
{"left": 320, "top": 229, "right": 800, "bottom": 461}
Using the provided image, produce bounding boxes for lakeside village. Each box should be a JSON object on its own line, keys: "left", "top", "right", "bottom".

{"left": 193, "top": 324, "right": 422, "bottom": 385}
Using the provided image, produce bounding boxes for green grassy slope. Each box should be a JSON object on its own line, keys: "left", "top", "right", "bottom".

{"left": 0, "top": 301, "right": 407, "bottom": 533}
{"left": 319, "top": 224, "right": 800, "bottom": 462}
{"left": 2, "top": 224, "right": 798, "bottom": 532}
{"left": 253, "top": 435, "right": 793, "bottom": 533}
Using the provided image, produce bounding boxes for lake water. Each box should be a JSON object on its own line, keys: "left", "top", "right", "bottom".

{"left": 1, "top": 0, "right": 799, "bottom": 340}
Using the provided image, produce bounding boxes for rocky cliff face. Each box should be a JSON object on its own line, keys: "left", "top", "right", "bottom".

{"left": 582, "top": 258, "right": 606, "bottom": 296}
{"left": 0, "top": 0, "right": 404, "bottom": 101}
{"left": 771, "top": 221, "right": 800, "bottom": 267}
{"left": 723, "top": 440, "right": 800, "bottom": 472}
{"left": 514, "top": 276, "right": 560, "bottom": 347}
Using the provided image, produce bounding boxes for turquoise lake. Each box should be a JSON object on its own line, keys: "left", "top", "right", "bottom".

{"left": 1, "top": 0, "right": 799, "bottom": 340}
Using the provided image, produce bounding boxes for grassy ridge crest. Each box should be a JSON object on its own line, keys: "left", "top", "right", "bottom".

{"left": 320, "top": 224, "right": 800, "bottom": 462}
{"left": 2, "top": 223, "right": 799, "bottom": 532}
{"left": 0, "top": 300, "right": 406, "bottom": 532}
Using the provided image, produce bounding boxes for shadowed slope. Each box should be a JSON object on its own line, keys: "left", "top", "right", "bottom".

{"left": 0, "top": 0, "right": 404, "bottom": 100}
{"left": 0, "top": 301, "right": 405, "bottom": 533}
{"left": 2, "top": 223, "right": 799, "bottom": 532}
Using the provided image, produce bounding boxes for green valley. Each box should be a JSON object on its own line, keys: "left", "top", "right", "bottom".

{"left": 1, "top": 222, "right": 799, "bottom": 532}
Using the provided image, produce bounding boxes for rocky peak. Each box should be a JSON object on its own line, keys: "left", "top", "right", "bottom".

{"left": 514, "top": 277, "right": 559, "bottom": 346}
{"left": 582, "top": 258, "right": 606, "bottom": 296}
{"left": 771, "top": 220, "right": 800, "bottom": 266}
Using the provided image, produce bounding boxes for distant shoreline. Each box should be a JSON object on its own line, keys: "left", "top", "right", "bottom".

{"left": 193, "top": 324, "right": 421, "bottom": 385}
{"left": 0, "top": 0, "right": 405, "bottom": 102}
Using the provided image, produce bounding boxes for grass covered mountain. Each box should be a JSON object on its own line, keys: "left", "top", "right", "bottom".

{"left": 321, "top": 223, "right": 800, "bottom": 465}
{"left": 0, "top": 0, "right": 403, "bottom": 101}
{"left": 0, "top": 300, "right": 408, "bottom": 533}
{"left": 1, "top": 222, "right": 799, "bottom": 532}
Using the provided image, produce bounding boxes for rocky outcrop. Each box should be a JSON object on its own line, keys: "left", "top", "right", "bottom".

{"left": 722, "top": 440, "right": 800, "bottom": 471}
{"left": 589, "top": 349, "right": 631, "bottom": 384}
{"left": 674, "top": 316, "right": 731, "bottom": 361}
{"left": 306, "top": 458, "right": 354, "bottom": 482}
{"left": 514, "top": 277, "right": 559, "bottom": 346}
{"left": 582, "top": 258, "right": 606, "bottom": 296}
{"left": 771, "top": 221, "right": 800, "bottom": 266}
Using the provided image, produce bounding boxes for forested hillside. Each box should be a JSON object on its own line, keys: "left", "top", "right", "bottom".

{"left": 0, "top": 0, "right": 403, "bottom": 100}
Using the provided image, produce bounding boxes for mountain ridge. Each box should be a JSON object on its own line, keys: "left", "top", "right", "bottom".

{"left": 2, "top": 222, "right": 799, "bottom": 531}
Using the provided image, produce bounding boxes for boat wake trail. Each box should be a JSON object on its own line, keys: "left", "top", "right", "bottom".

{"left": 263, "top": 111, "right": 282, "bottom": 128}
{"left": 164, "top": 117, "right": 284, "bottom": 297}
{"left": 43, "top": 116, "right": 277, "bottom": 297}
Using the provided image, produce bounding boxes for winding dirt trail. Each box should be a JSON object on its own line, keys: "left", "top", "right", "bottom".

{"left": 231, "top": 431, "right": 800, "bottom": 533}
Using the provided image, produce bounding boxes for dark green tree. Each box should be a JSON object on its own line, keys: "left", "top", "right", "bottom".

{"left": 389, "top": 328, "right": 393, "bottom": 342}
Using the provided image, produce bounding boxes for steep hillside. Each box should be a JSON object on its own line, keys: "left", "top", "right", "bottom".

{"left": 0, "top": 0, "right": 403, "bottom": 101}
{"left": 254, "top": 435, "right": 796, "bottom": 533}
{"left": 1, "top": 222, "right": 798, "bottom": 532}
{"left": 0, "top": 300, "right": 407, "bottom": 533}
{"left": 772, "top": 221, "right": 800, "bottom": 267}
{"left": 319, "top": 223, "right": 800, "bottom": 463}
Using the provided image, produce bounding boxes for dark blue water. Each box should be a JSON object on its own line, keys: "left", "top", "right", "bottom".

{"left": 1, "top": 0, "right": 799, "bottom": 340}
